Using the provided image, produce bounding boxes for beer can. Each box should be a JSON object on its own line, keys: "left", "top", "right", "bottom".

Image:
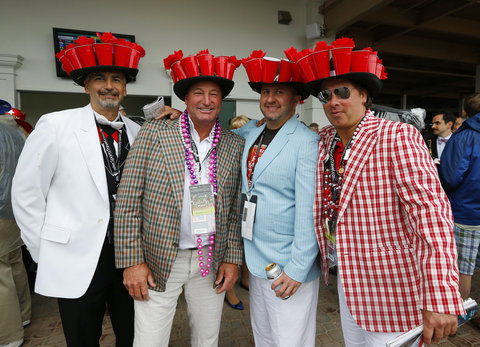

{"left": 265, "top": 262, "right": 289, "bottom": 299}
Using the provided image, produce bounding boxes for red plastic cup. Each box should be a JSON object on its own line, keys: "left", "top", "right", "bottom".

{"left": 293, "top": 62, "right": 303, "bottom": 82}
{"left": 244, "top": 58, "right": 263, "bottom": 82}
{"left": 74, "top": 45, "right": 96, "bottom": 67}
{"left": 297, "top": 54, "right": 316, "bottom": 82}
{"left": 57, "top": 54, "right": 74, "bottom": 73}
{"left": 368, "top": 53, "right": 378, "bottom": 74}
{"left": 278, "top": 59, "right": 295, "bottom": 82}
{"left": 262, "top": 58, "right": 280, "bottom": 83}
{"left": 214, "top": 56, "right": 229, "bottom": 78}
{"left": 311, "top": 49, "right": 330, "bottom": 79}
{"left": 180, "top": 55, "right": 200, "bottom": 77}
{"left": 197, "top": 54, "right": 214, "bottom": 75}
{"left": 331, "top": 47, "right": 353, "bottom": 75}
{"left": 171, "top": 60, "right": 188, "bottom": 80}
{"left": 65, "top": 47, "right": 82, "bottom": 69}
{"left": 114, "top": 45, "right": 133, "bottom": 67}
{"left": 226, "top": 62, "right": 236, "bottom": 80}
{"left": 94, "top": 43, "right": 113, "bottom": 65}
{"left": 375, "top": 63, "right": 383, "bottom": 79}
{"left": 61, "top": 62, "right": 74, "bottom": 74}
{"left": 171, "top": 70, "right": 179, "bottom": 84}
{"left": 351, "top": 50, "right": 370, "bottom": 72}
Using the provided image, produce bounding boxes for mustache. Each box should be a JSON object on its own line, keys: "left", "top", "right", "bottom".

{"left": 98, "top": 90, "right": 119, "bottom": 96}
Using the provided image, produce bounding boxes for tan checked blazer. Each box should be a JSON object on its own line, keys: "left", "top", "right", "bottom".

{"left": 114, "top": 118, "right": 244, "bottom": 292}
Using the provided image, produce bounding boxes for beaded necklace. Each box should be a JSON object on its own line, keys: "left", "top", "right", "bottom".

{"left": 322, "top": 114, "right": 368, "bottom": 222}
{"left": 179, "top": 110, "right": 221, "bottom": 277}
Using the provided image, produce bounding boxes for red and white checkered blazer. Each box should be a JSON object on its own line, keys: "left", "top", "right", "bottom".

{"left": 314, "top": 115, "right": 464, "bottom": 332}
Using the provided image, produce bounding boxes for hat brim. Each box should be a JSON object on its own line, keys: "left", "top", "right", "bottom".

{"left": 69, "top": 66, "right": 139, "bottom": 86}
{"left": 248, "top": 82, "right": 310, "bottom": 101}
{"left": 173, "top": 76, "right": 234, "bottom": 101}
{"left": 305, "top": 72, "right": 382, "bottom": 99}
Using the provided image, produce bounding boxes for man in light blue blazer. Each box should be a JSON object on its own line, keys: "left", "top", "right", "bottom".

{"left": 234, "top": 57, "right": 321, "bottom": 347}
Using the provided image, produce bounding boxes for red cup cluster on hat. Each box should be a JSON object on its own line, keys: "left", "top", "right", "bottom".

{"left": 287, "top": 38, "right": 387, "bottom": 82}
{"left": 163, "top": 49, "right": 240, "bottom": 83}
{"left": 55, "top": 32, "right": 146, "bottom": 75}
{"left": 241, "top": 50, "right": 302, "bottom": 84}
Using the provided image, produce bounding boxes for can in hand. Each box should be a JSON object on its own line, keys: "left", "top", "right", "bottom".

{"left": 265, "top": 262, "right": 289, "bottom": 299}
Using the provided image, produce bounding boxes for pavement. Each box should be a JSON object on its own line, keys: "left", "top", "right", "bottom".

{"left": 22, "top": 272, "right": 480, "bottom": 347}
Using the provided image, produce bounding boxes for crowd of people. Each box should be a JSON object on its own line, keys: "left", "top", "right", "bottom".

{"left": 1, "top": 32, "right": 479, "bottom": 347}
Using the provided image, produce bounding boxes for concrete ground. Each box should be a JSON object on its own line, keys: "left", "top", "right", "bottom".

{"left": 22, "top": 272, "right": 480, "bottom": 346}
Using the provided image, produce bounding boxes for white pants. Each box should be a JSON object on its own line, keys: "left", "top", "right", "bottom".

{"left": 133, "top": 249, "right": 225, "bottom": 347}
{"left": 338, "top": 276, "right": 405, "bottom": 347}
{"left": 249, "top": 273, "right": 319, "bottom": 347}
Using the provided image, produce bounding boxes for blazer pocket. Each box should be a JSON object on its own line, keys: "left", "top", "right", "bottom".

{"left": 40, "top": 224, "right": 71, "bottom": 244}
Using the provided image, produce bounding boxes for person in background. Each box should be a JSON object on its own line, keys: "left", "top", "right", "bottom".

{"left": 11, "top": 32, "right": 145, "bottom": 347}
{"left": 426, "top": 112, "right": 455, "bottom": 167}
{"left": 440, "top": 93, "right": 480, "bottom": 329}
{"left": 0, "top": 100, "right": 31, "bottom": 347}
{"left": 453, "top": 114, "right": 466, "bottom": 132}
{"left": 222, "top": 115, "right": 252, "bottom": 311}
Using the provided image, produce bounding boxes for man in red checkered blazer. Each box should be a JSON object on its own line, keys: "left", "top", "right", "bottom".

{"left": 303, "top": 42, "right": 465, "bottom": 346}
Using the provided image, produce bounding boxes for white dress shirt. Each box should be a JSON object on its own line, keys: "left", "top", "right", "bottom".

{"left": 179, "top": 119, "right": 216, "bottom": 249}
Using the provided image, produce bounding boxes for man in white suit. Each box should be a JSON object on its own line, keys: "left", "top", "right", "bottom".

{"left": 11, "top": 33, "right": 145, "bottom": 347}
{"left": 236, "top": 55, "right": 321, "bottom": 347}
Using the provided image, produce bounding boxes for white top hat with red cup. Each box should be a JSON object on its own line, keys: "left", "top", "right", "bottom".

{"left": 55, "top": 32, "right": 146, "bottom": 86}
{"left": 164, "top": 49, "right": 240, "bottom": 101}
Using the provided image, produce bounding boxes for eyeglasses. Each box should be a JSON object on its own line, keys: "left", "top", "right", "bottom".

{"left": 317, "top": 87, "right": 351, "bottom": 104}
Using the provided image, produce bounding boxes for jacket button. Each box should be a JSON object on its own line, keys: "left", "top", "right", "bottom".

{"left": 172, "top": 242, "right": 179, "bottom": 248}
{"left": 98, "top": 219, "right": 103, "bottom": 223}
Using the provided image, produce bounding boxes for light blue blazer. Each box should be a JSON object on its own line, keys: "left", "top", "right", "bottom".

{"left": 235, "top": 116, "right": 321, "bottom": 282}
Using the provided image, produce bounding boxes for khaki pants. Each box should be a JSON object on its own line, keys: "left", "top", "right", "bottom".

{"left": 133, "top": 248, "right": 225, "bottom": 347}
{"left": 0, "top": 247, "right": 31, "bottom": 344}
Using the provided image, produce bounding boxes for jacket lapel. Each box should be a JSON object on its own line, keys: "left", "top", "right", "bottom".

{"left": 337, "top": 116, "right": 379, "bottom": 222}
{"left": 216, "top": 128, "right": 234, "bottom": 192}
{"left": 75, "top": 104, "right": 109, "bottom": 204}
{"left": 249, "top": 116, "right": 297, "bottom": 185}
{"left": 158, "top": 119, "right": 186, "bottom": 211}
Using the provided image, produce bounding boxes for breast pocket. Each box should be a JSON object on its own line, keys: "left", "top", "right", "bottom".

{"left": 40, "top": 224, "right": 71, "bottom": 244}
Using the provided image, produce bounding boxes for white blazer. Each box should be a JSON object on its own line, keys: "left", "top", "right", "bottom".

{"left": 11, "top": 104, "right": 140, "bottom": 298}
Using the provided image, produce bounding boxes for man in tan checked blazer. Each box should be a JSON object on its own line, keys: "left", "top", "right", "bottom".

{"left": 114, "top": 51, "right": 244, "bottom": 347}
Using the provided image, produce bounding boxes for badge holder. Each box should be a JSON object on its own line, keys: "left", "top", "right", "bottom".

{"left": 240, "top": 193, "right": 257, "bottom": 240}
{"left": 325, "top": 219, "right": 337, "bottom": 268}
{"left": 190, "top": 184, "right": 216, "bottom": 236}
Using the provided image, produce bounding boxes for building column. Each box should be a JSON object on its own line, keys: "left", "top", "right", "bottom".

{"left": 0, "top": 54, "right": 23, "bottom": 107}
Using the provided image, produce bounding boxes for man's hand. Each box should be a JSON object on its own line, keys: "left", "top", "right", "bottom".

{"left": 215, "top": 262, "right": 238, "bottom": 294}
{"left": 271, "top": 272, "right": 301, "bottom": 299}
{"left": 154, "top": 105, "right": 182, "bottom": 120}
{"left": 422, "top": 310, "right": 458, "bottom": 344}
{"left": 123, "top": 263, "right": 157, "bottom": 301}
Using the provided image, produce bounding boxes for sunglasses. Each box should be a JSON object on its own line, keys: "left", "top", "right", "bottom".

{"left": 317, "top": 87, "right": 351, "bottom": 104}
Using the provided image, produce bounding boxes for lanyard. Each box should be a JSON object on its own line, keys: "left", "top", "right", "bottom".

{"left": 248, "top": 129, "right": 266, "bottom": 194}
{"left": 96, "top": 118, "right": 123, "bottom": 187}
{"left": 189, "top": 134, "right": 215, "bottom": 174}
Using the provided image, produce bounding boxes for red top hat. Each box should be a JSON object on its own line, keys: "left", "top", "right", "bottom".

{"left": 295, "top": 37, "right": 387, "bottom": 99}
{"left": 164, "top": 49, "right": 239, "bottom": 101}
{"left": 56, "top": 32, "right": 146, "bottom": 86}
{"left": 242, "top": 50, "right": 309, "bottom": 101}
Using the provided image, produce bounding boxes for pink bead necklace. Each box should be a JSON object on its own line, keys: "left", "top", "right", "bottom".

{"left": 179, "top": 110, "right": 220, "bottom": 277}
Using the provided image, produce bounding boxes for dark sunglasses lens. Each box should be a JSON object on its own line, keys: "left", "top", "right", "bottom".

{"left": 336, "top": 87, "right": 350, "bottom": 99}
{"left": 318, "top": 90, "right": 332, "bottom": 104}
